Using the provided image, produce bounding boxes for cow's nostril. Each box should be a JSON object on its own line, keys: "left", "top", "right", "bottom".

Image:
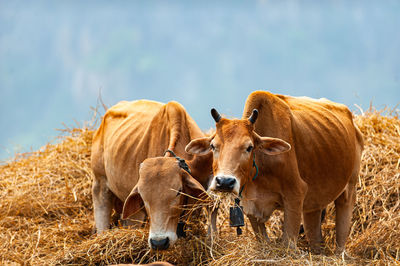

{"left": 227, "top": 178, "right": 236, "bottom": 187}
{"left": 215, "top": 177, "right": 222, "bottom": 185}
{"left": 150, "top": 237, "right": 170, "bottom": 250}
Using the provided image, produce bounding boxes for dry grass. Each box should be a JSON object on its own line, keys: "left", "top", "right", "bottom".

{"left": 1, "top": 107, "right": 399, "bottom": 265}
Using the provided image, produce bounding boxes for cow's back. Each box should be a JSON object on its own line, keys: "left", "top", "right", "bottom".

{"left": 91, "top": 100, "right": 163, "bottom": 198}
{"left": 91, "top": 100, "right": 204, "bottom": 201}
{"left": 243, "top": 91, "right": 363, "bottom": 210}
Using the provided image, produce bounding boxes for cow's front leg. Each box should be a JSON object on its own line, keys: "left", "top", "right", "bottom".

{"left": 92, "top": 175, "right": 114, "bottom": 233}
{"left": 282, "top": 200, "right": 303, "bottom": 249}
{"left": 248, "top": 215, "right": 269, "bottom": 242}
{"left": 207, "top": 206, "right": 218, "bottom": 235}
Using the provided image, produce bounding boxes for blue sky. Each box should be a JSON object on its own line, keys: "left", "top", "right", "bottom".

{"left": 1, "top": 0, "right": 399, "bottom": 161}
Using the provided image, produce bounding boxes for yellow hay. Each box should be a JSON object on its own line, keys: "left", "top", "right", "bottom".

{"left": 0, "top": 107, "right": 399, "bottom": 265}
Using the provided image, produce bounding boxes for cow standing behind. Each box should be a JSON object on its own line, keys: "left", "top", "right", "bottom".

{"left": 186, "top": 91, "right": 363, "bottom": 254}
{"left": 91, "top": 100, "right": 214, "bottom": 250}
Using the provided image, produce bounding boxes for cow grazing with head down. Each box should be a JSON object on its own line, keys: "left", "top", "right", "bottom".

{"left": 186, "top": 91, "right": 363, "bottom": 254}
{"left": 91, "top": 100, "right": 214, "bottom": 250}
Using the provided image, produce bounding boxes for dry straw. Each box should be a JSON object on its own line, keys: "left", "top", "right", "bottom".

{"left": 1, "top": 107, "right": 399, "bottom": 265}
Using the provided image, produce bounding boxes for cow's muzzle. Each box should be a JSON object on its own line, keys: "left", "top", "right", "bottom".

{"left": 150, "top": 237, "right": 170, "bottom": 250}
{"left": 215, "top": 176, "right": 236, "bottom": 192}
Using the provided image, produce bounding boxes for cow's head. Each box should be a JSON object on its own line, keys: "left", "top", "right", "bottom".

{"left": 185, "top": 108, "right": 291, "bottom": 195}
{"left": 122, "top": 157, "right": 206, "bottom": 250}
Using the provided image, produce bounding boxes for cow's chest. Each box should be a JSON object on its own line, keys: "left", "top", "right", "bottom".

{"left": 241, "top": 192, "right": 282, "bottom": 223}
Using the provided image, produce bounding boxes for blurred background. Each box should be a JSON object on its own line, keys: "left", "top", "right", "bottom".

{"left": 1, "top": 0, "right": 399, "bottom": 161}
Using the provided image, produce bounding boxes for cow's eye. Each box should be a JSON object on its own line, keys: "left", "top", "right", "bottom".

{"left": 210, "top": 143, "right": 215, "bottom": 150}
{"left": 246, "top": 145, "right": 253, "bottom": 152}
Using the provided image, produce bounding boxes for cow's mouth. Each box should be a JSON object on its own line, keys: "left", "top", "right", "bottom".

{"left": 214, "top": 186, "right": 234, "bottom": 192}
{"left": 150, "top": 237, "right": 170, "bottom": 250}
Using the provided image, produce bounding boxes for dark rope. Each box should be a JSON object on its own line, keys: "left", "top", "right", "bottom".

{"left": 252, "top": 155, "right": 259, "bottom": 181}
{"left": 164, "top": 149, "right": 192, "bottom": 238}
{"left": 164, "top": 149, "right": 191, "bottom": 174}
{"left": 232, "top": 154, "right": 258, "bottom": 236}
{"left": 176, "top": 194, "right": 188, "bottom": 238}
{"left": 238, "top": 153, "right": 258, "bottom": 198}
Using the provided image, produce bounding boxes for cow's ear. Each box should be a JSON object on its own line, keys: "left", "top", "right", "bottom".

{"left": 185, "top": 137, "right": 212, "bottom": 155}
{"left": 255, "top": 134, "right": 291, "bottom": 155}
{"left": 122, "top": 186, "right": 144, "bottom": 219}
{"left": 182, "top": 171, "right": 207, "bottom": 199}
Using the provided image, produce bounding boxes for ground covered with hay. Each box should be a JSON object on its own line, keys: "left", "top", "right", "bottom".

{"left": 1, "top": 108, "right": 399, "bottom": 265}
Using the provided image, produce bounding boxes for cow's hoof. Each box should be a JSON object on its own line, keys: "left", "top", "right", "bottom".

{"left": 283, "top": 238, "right": 297, "bottom": 250}
{"left": 335, "top": 249, "right": 354, "bottom": 260}
{"left": 309, "top": 246, "right": 322, "bottom": 255}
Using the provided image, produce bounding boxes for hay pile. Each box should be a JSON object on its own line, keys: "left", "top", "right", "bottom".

{"left": 0, "top": 108, "right": 399, "bottom": 265}
{"left": 349, "top": 108, "right": 400, "bottom": 259}
{"left": 0, "top": 126, "right": 94, "bottom": 265}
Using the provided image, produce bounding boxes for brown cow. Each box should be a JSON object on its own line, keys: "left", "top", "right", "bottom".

{"left": 91, "top": 100, "right": 214, "bottom": 250}
{"left": 186, "top": 91, "right": 363, "bottom": 254}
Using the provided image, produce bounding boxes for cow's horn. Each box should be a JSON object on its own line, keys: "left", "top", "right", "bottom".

{"left": 211, "top": 108, "right": 221, "bottom": 123}
{"left": 248, "top": 109, "right": 258, "bottom": 124}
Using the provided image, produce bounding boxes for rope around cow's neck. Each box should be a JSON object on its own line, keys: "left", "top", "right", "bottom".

{"left": 230, "top": 153, "right": 258, "bottom": 236}
{"left": 238, "top": 152, "right": 258, "bottom": 198}
{"left": 164, "top": 149, "right": 191, "bottom": 174}
{"left": 163, "top": 149, "right": 192, "bottom": 238}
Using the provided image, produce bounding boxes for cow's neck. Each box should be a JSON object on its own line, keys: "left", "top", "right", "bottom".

{"left": 187, "top": 153, "right": 213, "bottom": 188}
{"left": 240, "top": 172, "right": 284, "bottom": 221}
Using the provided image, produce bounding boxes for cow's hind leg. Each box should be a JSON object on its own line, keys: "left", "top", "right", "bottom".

{"left": 303, "top": 209, "right": 323, "bottom": 254}
{"left": 92, "top": 175, "right": 115, "bottom": 233}
{"left": 335, "top": 138, "right": 362, "bottom": 254}
{"left": 334, "top": 185, "right": 356, "bottom": 254}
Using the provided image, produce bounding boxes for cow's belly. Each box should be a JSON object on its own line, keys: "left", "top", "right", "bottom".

{"left": 104, "top": 160, "right": 138, "bottom": 202}
{"left": 302, "top": 170, "right": 352, "bottom": 212}
{"left": 108, "top": 176, "right": 136, "bottom": 202}
{"left": 298, "top": 147, "right": 356, "bottom": 211}
{"left": 103, "top": 136, "right": 147, "bottom": 202}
